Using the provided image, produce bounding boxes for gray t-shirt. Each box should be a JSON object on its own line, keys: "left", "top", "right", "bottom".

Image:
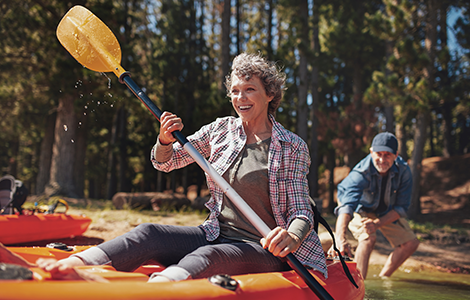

{"left": 218, "top": 138, "right": 309, "bottom": 244}
{"left": 219, "top": 138, "right": 276, "bottom": 243}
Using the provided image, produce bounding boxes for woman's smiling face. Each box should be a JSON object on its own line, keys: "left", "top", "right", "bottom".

{"left": 230, "top": 75, "right": 273, "bottom": 125}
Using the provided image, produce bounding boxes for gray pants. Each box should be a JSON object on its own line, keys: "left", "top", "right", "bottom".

{"left": 75, "top": 223, "right": 289, "bottom": 281}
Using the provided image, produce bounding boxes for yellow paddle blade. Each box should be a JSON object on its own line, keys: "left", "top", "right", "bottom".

{"left": 56, "top": 5, "right": 126, "bottom": 78}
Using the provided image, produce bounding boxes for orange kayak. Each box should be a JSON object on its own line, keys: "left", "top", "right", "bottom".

{"left": 1, "top": 246, "right": 365, "bottom": 300}
{"left": 0, "top": 214, "right": 92, "bottom": 245}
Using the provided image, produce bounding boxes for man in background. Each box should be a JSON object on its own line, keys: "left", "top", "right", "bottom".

{"left": 331, "top": 132, "right": 420, "bottom": 279}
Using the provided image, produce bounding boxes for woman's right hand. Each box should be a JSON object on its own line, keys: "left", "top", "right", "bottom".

{"left": 159, "top": 111, "right": 184, "bottom": 145}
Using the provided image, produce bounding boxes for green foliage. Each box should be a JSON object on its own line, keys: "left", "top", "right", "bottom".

{"left": 0, "top": 0, "right": 469, "bottom": 200}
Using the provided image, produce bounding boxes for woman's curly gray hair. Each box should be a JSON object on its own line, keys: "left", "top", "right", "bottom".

{"left": 225, "top": 53, "right": 286, "bottom": 115}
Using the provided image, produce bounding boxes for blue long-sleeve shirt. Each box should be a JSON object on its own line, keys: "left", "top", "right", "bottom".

{"left": 334, "top": 154, "right": 412, "bottom": 219}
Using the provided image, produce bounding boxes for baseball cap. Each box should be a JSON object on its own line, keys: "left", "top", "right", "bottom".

{"left": 371, "top": 132, "right": 398, "bottom": 154}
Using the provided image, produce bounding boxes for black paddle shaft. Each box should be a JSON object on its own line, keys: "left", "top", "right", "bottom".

{"left": 287, "top": 253, "right": 334, "bottom": 300}
{"left": 119, "top": 73, "right": 188, "bottom": 146}
{"left": 119, "top": 73, "right": 334, "bottom": 300}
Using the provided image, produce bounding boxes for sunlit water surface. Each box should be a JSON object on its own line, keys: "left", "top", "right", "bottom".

{"left": 364, "top": 265, "right": 470, "bottom": 299}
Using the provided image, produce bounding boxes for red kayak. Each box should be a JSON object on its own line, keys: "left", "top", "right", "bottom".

{"left": 1, "top": 246, "right": 365, "bottom": 300}
{"left": 0, "top": 213, "right": 92, "bottom": 245}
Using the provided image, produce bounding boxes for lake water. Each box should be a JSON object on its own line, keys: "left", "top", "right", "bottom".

{"left": 364, "top": 265, "right": 470, "bottom": 299}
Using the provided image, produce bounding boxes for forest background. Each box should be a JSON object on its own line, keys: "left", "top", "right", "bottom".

{"left": 1, "top": 0, "right": 469, "bottom": 221}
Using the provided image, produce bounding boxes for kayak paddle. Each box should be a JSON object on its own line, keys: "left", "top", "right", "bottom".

{"left": 56, "top": 6, "right": 334, "bottom": 300}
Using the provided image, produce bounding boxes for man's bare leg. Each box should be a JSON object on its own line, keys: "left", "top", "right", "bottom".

{"left": 379, "top": 238, "right": 419, "bottom": 277}
{"left": 354, "top": 236, "right": 376, "bottom": 279}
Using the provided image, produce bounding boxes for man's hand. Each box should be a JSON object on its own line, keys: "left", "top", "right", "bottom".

{"left": 361, "top": 217, "right": 380, "bottom": 234}
{"left": 328, "top": 236, "right": 352, "bottom": 258}
{"left": 328, "top": 213, "right": 353, "bottom": 258}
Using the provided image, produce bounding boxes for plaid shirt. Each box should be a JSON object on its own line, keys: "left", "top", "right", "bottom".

{"left": 151, "top": 115, "right": 327, "bottom": 277}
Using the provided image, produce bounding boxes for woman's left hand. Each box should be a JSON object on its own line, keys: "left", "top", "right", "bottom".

{"left": 260, "top": 227, "right": 301, "bottom": 257}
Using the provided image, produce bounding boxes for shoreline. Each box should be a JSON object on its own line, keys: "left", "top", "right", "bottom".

{"left": 319, "top": 229, "right": 470, "bottom": 275}
{"left": 370, "top": 238, "right": 470, "bottom": 275}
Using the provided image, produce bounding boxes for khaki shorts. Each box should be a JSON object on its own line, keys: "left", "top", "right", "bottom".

{"left": 348, "top": 212, "right": 417, "bottom": 248}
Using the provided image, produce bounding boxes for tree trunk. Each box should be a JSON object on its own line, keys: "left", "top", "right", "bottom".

{"left": 266, "top": 0, "right": 273, "bottom": 58}
{"left": 384, "top": 105, "right": 395, "bottom": 133}
{"left": 457, "top": 114, "right": 470, "bottom": 154}
{"left": 171, "top": 171, "right": 176, "bottom": 192}
{"left": 408, "top": 0, "right": 438, "bottom": 219}
{"left": 106, "top": 108, "right": 119, "bottom": 199}
{"left": 347, "top": 63, "right": 365, "bottom": 168}
{"left": 45, "top": 94, "right": 78, "bottom": 198}
{"left": 442, "top": 104, "right": 453, "bottom": 157}
{"left": 236, "top": 0, "right": 240, "bottom": 54}
{"left": 429, "top": 115, "right": 436, "bottom": 156}
{"left": 384, "top": 30, "right": 395, "bottom": 133}
{"left": 118, "top": 107, "right": 131, "bottom": 192}
{"left": 88, "top": 178, "right": 96, "bottom": 199}
{"left": 308, "top": 2, "right": 320, "bottom": 201}
{"left": 352, "top": 59, "right": 363, "bottom": 110}
{"left": 220, "top": 0, "right": 231, "bottom": 90}
{"left": 157, "top": 171, "right": 163, "bottom": 192}
{"left": 182, "top": 168, "right": 188, "bottom": 195}
{"left": 408, "top": 111, "right": 428, "bottom": 219}
{"left": 396, "top": 117, "right": 409, "bottom": 161}
{"left": 36, "top": 112, "right": 56, "bottom": 195}
{"left": 296, "top": 0, "right": 309, "bottom": 142}
{"left": 8, "top": 135, "right": 19, "bottom": 177}
{"left": 73, "top": 112, "right": 88, "bottom": 198}
{"left": 439, "top": 2, "right": 452, "bottom": 158}
{"left": 327, "top": 149, "right": 336, "bottom": 214}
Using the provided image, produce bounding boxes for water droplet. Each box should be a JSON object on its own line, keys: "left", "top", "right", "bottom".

{"left": 71, "top": 139, "right": 75, "bottom": 143}
{"left": 100, "top": 72, "right": 112, "bottom": 89}
{"left": 63, "top": 125, "right": 68, "bottom": 131}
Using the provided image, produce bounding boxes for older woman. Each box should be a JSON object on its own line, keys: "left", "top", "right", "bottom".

{"left": 35, "top": 52, "right": 326, "bottom": 282}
